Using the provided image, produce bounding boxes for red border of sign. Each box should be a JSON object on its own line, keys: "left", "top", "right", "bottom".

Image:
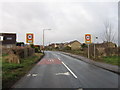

{"left": 26, "top": 33, "right": 34, "bottom": 44}
{"left": 85, "top": 34, "right": 91, "bottom": 44}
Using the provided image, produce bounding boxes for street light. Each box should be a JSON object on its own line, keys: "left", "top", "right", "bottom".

{"left": 43, "top": 29, "right": 51, "bottom": 53}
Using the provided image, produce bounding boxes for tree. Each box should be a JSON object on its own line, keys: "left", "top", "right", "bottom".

{"left": 30, "top": 44, "right": 34, "bottom": 48}
{"left": 101, "top": 21, "right": 115, "bottom": 43}
{"left": 81, "top": 43, "right": 87, "bottom": 48}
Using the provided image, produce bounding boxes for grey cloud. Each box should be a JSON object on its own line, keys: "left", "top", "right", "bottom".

{"left": 1, "top": 2, "right": 118, "bottom": 45}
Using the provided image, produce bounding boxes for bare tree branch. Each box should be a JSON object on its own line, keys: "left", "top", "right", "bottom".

{"left": 102, "top": 20, "right": 115, "bottom": 43}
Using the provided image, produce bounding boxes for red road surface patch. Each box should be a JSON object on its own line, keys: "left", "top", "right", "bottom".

{"left": 37, "top": 58, "right": 62, "bottom": 65}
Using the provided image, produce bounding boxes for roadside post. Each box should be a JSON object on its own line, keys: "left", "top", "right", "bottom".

{"left": 85, "top": 34, "right": 92, "bottom": 58}
{"left": 94, "top": 36, "right": 98, "bottom": 59}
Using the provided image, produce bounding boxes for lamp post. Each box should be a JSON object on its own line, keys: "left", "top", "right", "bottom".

{"left": 43, "top": 29, "right": 51, "bottom": 53}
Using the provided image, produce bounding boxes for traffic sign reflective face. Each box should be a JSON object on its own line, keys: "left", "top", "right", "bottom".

{"left": 28, "top": 35, "right": 32, "bottom": 40}
{"left": 26, "top": 33, "right": 34, "bottom": 44}
{"left": 85, "top": 34, "right": 91, "bottom": 44}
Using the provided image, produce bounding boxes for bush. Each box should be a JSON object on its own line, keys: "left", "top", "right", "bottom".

{"left": 35, "top": 47, "right": 41, "bottom": 53}
{"left": 63, "top": 46, "right": 71, "bottom": 51}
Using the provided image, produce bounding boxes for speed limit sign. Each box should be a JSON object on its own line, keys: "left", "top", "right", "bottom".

{"left": 85, "top": 34, "right": 92, "bottom": 44}
{"left": 28, "top": 34, "right": 33, "bottom": 40}
{"left": 26, "top": 33, "right": 34, "bottom": 44}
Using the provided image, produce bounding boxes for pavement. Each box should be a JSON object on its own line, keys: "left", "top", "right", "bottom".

{"left": 12, "top": 51, "right": 119, "bottom": 88}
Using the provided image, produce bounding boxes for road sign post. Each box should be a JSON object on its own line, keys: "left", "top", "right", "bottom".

{"left": 88, "top": 44, "right": 90, "bottom": 58}
{"left": 94, "top": 36, "right": 98, "bottom": 58}
{"left": 85, "top": 34, "right": 92, "bottom": 58}
{"left": 26, "top": 33, "right": 34, "bottom": 44}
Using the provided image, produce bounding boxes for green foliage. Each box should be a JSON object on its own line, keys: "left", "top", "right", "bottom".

{"left": 2, "top": 53, "right": 43, "bottom": 88}
{"left": 102, "top": 56, "right": 120, "bottom": 66}
{"left": 30, "top": 44, "right": 35, "bottom": 48}
{"left": 81, "top": 43, "right": 87, "bottom": 48}
{"left": 35, "top": 47, "right": 41, "bottom": 53}
{"left": 63, "top": 46, "right": 71, "bottom": 50}
{"left": 2, "top": 54, "right": 8, "bottom": 57}
{"left": 2, "top": 63, "right": 24, "bottom": 71}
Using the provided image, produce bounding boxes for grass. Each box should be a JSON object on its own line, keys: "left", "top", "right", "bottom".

{"left": 101, "top": 56, "right": 120, "bottom": 66}
{"left": 2, "top": 53, "right": 44, "bottom": 88}
{"left": 61, "top": 50, "right": 120, "bottom": 66}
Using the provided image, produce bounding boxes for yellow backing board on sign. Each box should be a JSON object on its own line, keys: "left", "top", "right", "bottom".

{"left": 26, "top": 33, "right": 34, "bottom": 44}
{"left": 85, "top": 34, "right": 92, "bottom": 44}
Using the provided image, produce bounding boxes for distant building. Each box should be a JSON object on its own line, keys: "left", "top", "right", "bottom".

{"left": 40, "top": 45, "right": 44, "bottom": 50}
{"left": 0, "top": 33, "right": 16, "bottom": 48}
{"left": 95, "top": 42, "right": 117, "bottom": 48}
{"left": 48, "top": 43, "right": 56, "bottom": 49}
{"left": 69, "top": 40, "right": 81, "bottom": 50}
{"left": 48, "top": 40, "right": 81, "bottom": 50}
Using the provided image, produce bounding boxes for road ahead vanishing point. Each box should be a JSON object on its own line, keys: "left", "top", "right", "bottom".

{"left": 13, "top": 51, "right": 119, "bottom": 88}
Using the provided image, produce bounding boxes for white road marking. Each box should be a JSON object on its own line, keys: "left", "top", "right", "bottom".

{"left": 32, "top": 74, "right": 37, "bottom": 77}
{"left": 62, "top": 62, "right": 77, "bottom": 79}
{"left": 58, "top": 58, "right": 61, "bottom": 60}
{"left": 55, "top": 72, "right": 70, "bottom": 76}
{"left": 27, "top": 74, "right": 31, "bottom": 77}
{"left": 77, "top": 89, "right": 83, "bottom": 90}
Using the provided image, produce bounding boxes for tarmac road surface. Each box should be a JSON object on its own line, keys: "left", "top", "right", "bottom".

{"left": 13, "top": 51, "right": 119, "bottom": 88}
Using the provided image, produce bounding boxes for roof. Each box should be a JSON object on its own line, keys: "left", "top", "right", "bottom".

{"left": 69, "top": 40, "right": 81, "bottom": 44}
{"left": 0, "top": 33, "right": 16, "bottom": 35}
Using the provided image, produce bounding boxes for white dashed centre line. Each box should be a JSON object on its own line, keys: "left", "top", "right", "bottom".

{"left": 62, "top": 61, "right": 77, "bottom": 79}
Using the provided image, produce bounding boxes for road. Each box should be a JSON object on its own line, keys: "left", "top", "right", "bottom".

{"left": 13, "top": 51, "right": 119, "bottom": 88}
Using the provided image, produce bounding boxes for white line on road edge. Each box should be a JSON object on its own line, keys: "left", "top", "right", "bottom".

{"left": 62, "top": 62, "right": 77, "bottom": 79}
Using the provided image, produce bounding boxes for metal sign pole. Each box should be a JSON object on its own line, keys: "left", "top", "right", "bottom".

{"left": 94, "top": 44, "right": 95, "bottom": 58}
{"left": 94, "top": 36, "right": 98, "bottom": 59}
{"left": 94, "top": 36, "right": 95, "bottom": 59}
{"left": 88, "top": 44, "right": 90, "bottom": 58}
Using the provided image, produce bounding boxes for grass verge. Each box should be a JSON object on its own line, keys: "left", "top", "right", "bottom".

{"left": 2, "top": 53, "right": 44, "bottom": 88}
{"left": 60, "top": 50, "right": 119, "bottom": 66}
{"left": 101, "top": 56, "right": 120, "bottom": 66}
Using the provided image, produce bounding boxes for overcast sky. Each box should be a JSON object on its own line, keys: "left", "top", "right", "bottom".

{"left": 0, "top": 0, "right": 118, "bottom": 45}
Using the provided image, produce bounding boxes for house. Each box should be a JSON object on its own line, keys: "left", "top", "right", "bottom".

{"left": 58, "top": 43, "right": 64, "bottom": 49}
{"left": 63, "top": 42, "right": 71, "bottom": 48}
{"left": 40, "top": 45, "right": 44, "bottom": 50}
{"left": 95, "top": 42, "right": 117, "bottom": 48}
{"left": 48, "top": 43, "right": 56, "bottom": 49}
{"left": 0, "top": 33, "right": 16, "bottom": 48}
{"left": 48, "top": 40, "right": 81, "bottom": 50}
{"left": 69, "top": 40, "right": 81, "bottom": 50}
{"left": 92, "top": 42, "right": 117, "bottom": 57}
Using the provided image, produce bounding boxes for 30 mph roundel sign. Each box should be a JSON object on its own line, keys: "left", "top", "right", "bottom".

{"left": 26, "top": 33, "right": 34, "bottom": 44}
{"left": 85, "top": 34, "right": 92, "bottom": 44}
